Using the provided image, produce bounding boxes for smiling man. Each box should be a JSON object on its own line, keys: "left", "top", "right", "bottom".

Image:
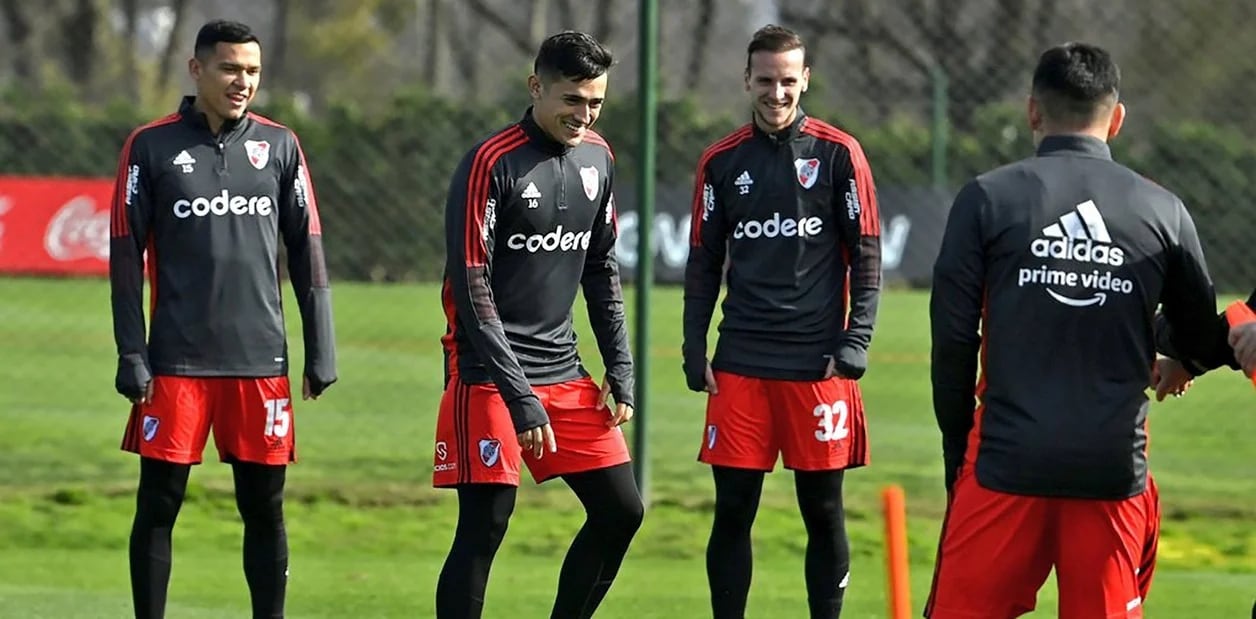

{"left": 110, "top": 19, "right": 336, "bottom": 619}
{"left": 682, "top": 24, "right": 883, "bottom": 619}
{"left": 432, "top": 31, "right": 642, "bottom": 619}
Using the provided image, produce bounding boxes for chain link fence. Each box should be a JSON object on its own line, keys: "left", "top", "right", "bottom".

{"left": 1, "top": 0, "right": 1254, "bottom": 494}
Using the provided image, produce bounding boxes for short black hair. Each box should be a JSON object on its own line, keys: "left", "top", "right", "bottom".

{"left": 533, "top": 31, "right": 613, "bottom": 83}
{"left": 746, "top": 25, "right": 807, "bottom": 70}
{"left": 194, "top": 20, "right": 260, "bottom": 59}
{"left": 1031, "top": 42, "right": 1120, "bottom": 126}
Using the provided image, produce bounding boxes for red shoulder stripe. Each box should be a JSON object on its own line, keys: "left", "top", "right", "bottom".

{"left": 111, "top": 114, "right": 180, "bottom": 238}
{"left": 583, "top": 130, "right": 614, "bottom": 161}
{"left": 464, "top": 126, "right": 527, "bottom": 267}
{"left": 690, "top": 125, "right": 753, "bottom": 245}
{"left": 802, "top": 119, "right": 880, "bottom": 236}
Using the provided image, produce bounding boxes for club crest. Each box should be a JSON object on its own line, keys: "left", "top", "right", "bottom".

{"left": 579, "top": 166, "right": 600, "bottom": 201}
{"left": 244, "top": 140, "right": 270, "bottom": 170}
{"left": 142, "top": 415, "right": 160, "bottom": 442}
{"left": 794, "top": 158, "right": 821, "bottom": 189}
{"left": 479, "top": 438, "right": 501, "bottom": 467}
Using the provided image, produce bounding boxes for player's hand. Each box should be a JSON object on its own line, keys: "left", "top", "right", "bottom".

{"left": 517, "top": 424, "right": 557, "bottom": 459}
{"left": 302, "top": 375, "right": 317, "bottom": 401}
{"left": 597, "top": 378, "right": 634, "bottom": 427}
{"left": 823, "top": 356, "right": 848, "bottom": 380}
{"left": 1151, "top": 357, "right": 1193, "bottom": 401}
{"left": 704, "top": 361, "right": 719, "bottom": 395}
{"left": 1227, "top": 322, "right": 1256, "bottom": 376}
{"left": 130, "top": 380, "right": 154, "bottom": 406}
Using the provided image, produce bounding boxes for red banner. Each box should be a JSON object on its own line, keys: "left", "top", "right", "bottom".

{"left": 0, "top": 175, "right": 114, "bottom": 276}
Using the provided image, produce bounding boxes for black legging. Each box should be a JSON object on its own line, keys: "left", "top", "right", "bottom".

{"left": 435, "top": 463, "right": 644, "bottom": 619}
{"left": 129, "top": 458, "right": 288, "bottom": 619}
{"left": 707, "top": 466, "right": 849, "bottom": 619}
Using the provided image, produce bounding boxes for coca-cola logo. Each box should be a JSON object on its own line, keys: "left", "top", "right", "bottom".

{"left": 0, "top": 196, "right": 11, "bottom": 251}
{"left": 45, "top": 196, "right": 110, "bottom": 261}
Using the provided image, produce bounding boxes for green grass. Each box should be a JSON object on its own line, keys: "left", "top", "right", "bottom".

{"left": 0, "top": 276, "right": 1253, "bottom": 618}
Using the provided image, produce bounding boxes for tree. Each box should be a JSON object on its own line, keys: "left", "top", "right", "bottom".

{"left": 0, "top": 0, "right": 35, "bottom": 84}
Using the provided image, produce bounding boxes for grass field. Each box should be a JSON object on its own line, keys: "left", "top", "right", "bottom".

{"left": 1, "top": 276, "right": 1253, "bottom": 618}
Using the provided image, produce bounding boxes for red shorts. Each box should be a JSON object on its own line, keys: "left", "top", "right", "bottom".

{"left": 432, "top": 376, "right": 631, "bottom": 487}
{"left": 697, "top": 371, "right": 869, "bottom": 472}
{"left": 926, "top": 469, "right": 1160, "bottom": 619}
{"left": 120, "top": 375, "right": 296, "bottom": 466}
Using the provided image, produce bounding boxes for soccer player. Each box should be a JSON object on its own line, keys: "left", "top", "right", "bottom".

{"left": 432, "top": 31, "right": 642, "bottom": 619}
{"left": 109, "top": 20, "right": 336, "bottom": 619}
{"left": 927, "top": 43, "right": 1225, "bottom": 618}
{"left": 683, "top": 25, "right": 882, "bottom": 619}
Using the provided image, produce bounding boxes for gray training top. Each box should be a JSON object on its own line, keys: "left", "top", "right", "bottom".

{"left": 110, "top": 97, "right": 337, "bottom": 398}
{"left": 931, "top": 134, "right": 1220, "bottom": 499}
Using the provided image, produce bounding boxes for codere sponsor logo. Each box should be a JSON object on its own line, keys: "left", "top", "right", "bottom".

{"left": 506, "top": 224, "right": 592, "bottom": 253}
{"left": 173, "top": 190, "right": 274, "bottom": 219}
{"left": 1019, "top": 200, "right": 1132, "bottom": 307}
{"left": 733, "top": 212, "right": 823, "bottom": 240}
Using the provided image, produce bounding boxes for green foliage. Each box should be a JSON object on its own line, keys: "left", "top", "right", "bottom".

{"left": 2, "top": 89, "right": 1254, "bottom": 288}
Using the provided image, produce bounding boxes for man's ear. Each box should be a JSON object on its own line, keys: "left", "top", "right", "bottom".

{"left": 1026, "top": 95, "right": 1043, "bottom": 133}
{"left": 528, "top": 74, "right": 543, "bottom": 100}
{"left": 1107, "top": 102, "right": 1126, "bottom": 140}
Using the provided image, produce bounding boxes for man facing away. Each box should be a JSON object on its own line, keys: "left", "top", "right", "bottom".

{"left": 110, "top": 19, "right": 336, "bottom": 619}
{"left": 927, "top": 42, "right": 1224, "bottom": 618}
{"left": 432, "top": 31, "right": 643, "bottom": 619}
{"left": 683, "top": 24, "right": 883, "bottom": 619}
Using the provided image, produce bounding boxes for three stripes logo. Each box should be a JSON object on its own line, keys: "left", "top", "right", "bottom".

{"left": 1030, "top": 200, "right": 1125, "bottom": 267}
{"left": 1019, "top": 199, "right": 1134, "bottom": 308}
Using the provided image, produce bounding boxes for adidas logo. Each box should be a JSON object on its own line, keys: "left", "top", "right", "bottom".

{"left": 1031, "top": 200, "right": 1125, "bottom": 267}
{"left": 521, "top": 182, "right": 542, "bottom": 199}
{"left": 172, "top": 150, "right": 196, "bottom": 174}
{"left": 734, "top": 170, "right": 753, "bottom": 195}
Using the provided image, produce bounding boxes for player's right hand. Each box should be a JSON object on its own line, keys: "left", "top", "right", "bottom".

{"left": 704, "top": 361, "right": 719, "bottom": 395}
{"left": 1151, "top": 356, "right": 1193, "bottom": 401}
{"left": 518, "top": 424, "right": 557, "bottom": 459}
{"left": 130, "top": 380, "right": 154, "bottom": 406}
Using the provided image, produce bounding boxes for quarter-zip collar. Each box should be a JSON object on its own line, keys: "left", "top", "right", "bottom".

{"left": 752, "top": 107, "right": 808, "bottom": 146}
{"left": 178, "top": 96, "right": 251, "bottom": 140}
{"left": 521, "top": 106, "right": 572, "bottom": 156}
{"left": 1036, "top": 134, "right": 1113, "bottom": 160}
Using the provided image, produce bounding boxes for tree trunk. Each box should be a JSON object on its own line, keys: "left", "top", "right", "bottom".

{"left": 269, "top": 0, "right": 291, "bottom": 93}
{"left": 686, "top": 0, "right": 715, "bottom": 86}
{"left": 592, "top": 0, "right": 613, "bottom": 45}
{"left": 121, "top": 0, "right": 140, "bottom": 98}
{"left": 61, "top": 0, "right": 100, "bottom": 91}
{"left": 423, "top": 0, "right": 443, "bottom": 88}
{"left": 157, "top": 0, "right": 190, "bottom": 94}
{"left": 0, "top": 0, "right": 34, "bottom": 83}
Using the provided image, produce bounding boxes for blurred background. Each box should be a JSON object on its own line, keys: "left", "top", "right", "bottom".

{"left": 1, "top": 1, "right": 1254, "bottom": 617}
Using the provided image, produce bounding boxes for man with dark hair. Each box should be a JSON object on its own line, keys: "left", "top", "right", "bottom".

{"left": 110, "top": 19, "right": 336, "bottom": 619}
{"left": 926, "top": 42, "right": 1222, "bottom": 618}
{"left": 432, "top": 30, "right": 642, "bottom": 619}
{"left": 683, "top": 24, "right": 882, "bottom": 619}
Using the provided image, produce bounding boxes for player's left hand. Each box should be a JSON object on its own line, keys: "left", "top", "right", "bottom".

{"left": 302, "top": 375, "right": 317, "bottom": 401}
{"left": 598, "top": 377, "right": 634, "bottom": 427}
{"left": 1227, "top": 322, "right": 1256, "bottom": 376}
{"left": 1151, "top": 356, "right": 1193, "bottom": 401}
{"left": 823, "top": 356, "right": 845, "bottom": 380}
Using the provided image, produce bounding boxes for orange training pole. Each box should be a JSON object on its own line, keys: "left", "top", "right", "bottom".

{"left": 882, "top": 484, "right": 911, "bottom": 619}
